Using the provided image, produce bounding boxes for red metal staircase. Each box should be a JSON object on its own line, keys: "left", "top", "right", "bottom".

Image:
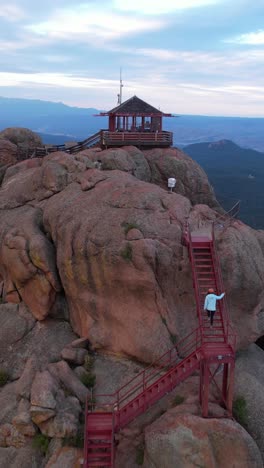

{"left": 84, "top": 412, "right": 114, "bottom": 467}
{"left": 83, "top": 222, "right": 236, "bottom": 467}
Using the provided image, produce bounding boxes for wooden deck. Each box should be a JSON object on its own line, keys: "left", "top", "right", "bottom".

{"left": 101, "top": 130, "right": 173, "bottom": 148}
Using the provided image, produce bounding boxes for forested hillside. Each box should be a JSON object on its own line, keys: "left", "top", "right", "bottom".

{"left": 183, "top": 140, "right": 264, "bottom": 229}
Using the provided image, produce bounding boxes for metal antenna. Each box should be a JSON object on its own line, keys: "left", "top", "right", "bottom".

{"left": 119, "top": 68, "right": 124, "bottom": 104}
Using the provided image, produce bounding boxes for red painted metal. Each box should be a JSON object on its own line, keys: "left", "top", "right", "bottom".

{"left": 97, "top": 112, "right": 172, "bottom": 117}
{"left": 84, "top": 412, "right": 115, "bottom": 467}
{"left": 101, "top": 130, "right": 173, "bottom": 148}
{"left": 84, "top": 208, "right": 238, "bottom": 466}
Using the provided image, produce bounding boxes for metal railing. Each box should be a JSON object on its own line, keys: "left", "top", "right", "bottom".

{"left": 210, "top": 236, "right": 236, "bottom": 351}
{"left": 87, "top": 326, "right": 202, "bottom": 415}
{"left": 16, "top": 131, "right": 102, "bottom": 161}
{"left": 102, "top": 130, "right": 173, "bottom": 146}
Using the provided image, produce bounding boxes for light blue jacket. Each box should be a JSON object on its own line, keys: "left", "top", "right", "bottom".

{"left": 204, "top": 293, "right": 225, "bottom": 311}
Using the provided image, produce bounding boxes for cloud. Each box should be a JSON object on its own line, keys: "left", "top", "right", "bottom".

{"left": 113, "top": 0, "right": 223, "bottom": 15}
{"left": 0, "top": 4, "right": 26, "bottom": 22}
{"left": 1, "top": 67, "right": 263, "bottom": 117}
{"left": 0, "top": 72, "right": 118, "bottom": 90}
{"left": 26, "top": 5, "right": 164, "bottom": 42}
{"left": 226, "top": 29, "right": 264, "bottom": 45}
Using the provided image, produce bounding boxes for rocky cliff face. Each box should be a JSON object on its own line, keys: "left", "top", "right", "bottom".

{"left": 0, "top": 137, "right": 264, "bottom": 466}
{"left": 0, "top": 145, "right": 263, "bottom": 360}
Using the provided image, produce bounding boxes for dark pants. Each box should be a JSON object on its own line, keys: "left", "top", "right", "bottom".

{"left": 207, "top": 309, "right": 215, "bottom": 326}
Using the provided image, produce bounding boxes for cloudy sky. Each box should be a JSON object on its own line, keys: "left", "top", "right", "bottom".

{"left": 0, "top": 0, "right": 264, "bottom": 116}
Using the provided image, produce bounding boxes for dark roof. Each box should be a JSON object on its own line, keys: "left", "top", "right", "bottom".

{"left": 102, "top": 95, "right": 170, "bottom": 116}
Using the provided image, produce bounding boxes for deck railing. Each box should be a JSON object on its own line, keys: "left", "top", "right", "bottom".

{"left": 101, "top": 130, "right": 173, "bottom": 146}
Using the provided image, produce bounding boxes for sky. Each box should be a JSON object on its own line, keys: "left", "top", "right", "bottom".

{"left": 0, "top": 0, "right": 264, "bottom": 116}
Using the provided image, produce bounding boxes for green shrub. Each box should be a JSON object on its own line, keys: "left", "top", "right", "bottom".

{"left": 135, "top": 444, "right": 144, "bottom": 465}
{"left": 120, "top": 243, "right": 133, "bottom": 261}
{"left": 63, "top": 428, "right": 84, "bottom": 449}
{"left": 32, "top": 434, "right": 50, "bottom": 455}
{"left": 233, "top": 396, "right": 248, "bottom": 427}
{"left": 121, "top": 221, "right": 139, "bottom": 235}
{"left": 81, "top": 373, "right": 96, "bottom": 389}
{"left": 0, "top": 370, "right": 9, "bottom": 387}
{"left": 172, "top": 395, "right": 185, "bottom": 406}
{"left": 83, "top": 354, "right": 94, "bottom": 372}
{"left": 161, "top": 317, "right": 167, "bottom": 326}
{"left": 170, "top": 334, "right": 177, "bottom": 345}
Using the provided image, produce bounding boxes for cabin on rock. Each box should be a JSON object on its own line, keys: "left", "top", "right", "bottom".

{"left": 97, "top": 95, "right": 173, "bottom": 148}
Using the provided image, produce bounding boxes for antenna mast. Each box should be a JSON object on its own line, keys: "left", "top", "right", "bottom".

{"left": 119, "top": 68, "right": 123, "bottom": 104}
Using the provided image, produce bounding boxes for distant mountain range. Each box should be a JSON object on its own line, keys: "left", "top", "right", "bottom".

{"left": 0, "top": 96, "right": 264, "bottom": 152}
{"left": 183, "top": 140, "right": 264, "bottom": 229}
{"left": 0, "top": 96, "right": 107, "bottom": 142}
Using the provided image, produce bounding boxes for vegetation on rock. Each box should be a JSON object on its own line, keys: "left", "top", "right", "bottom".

{"left": 120, "top": 243, "right": 133, "bottom": 261}
{"left": 172, "top": 395, "right": 185, "bottom": 406}
{"left": 121, "top": 221, "right": 140, "bottom": 234}
{"left": 32, "top": 433, "right": 50, "bottom": 455}
{"left": 80, "top": 372, "right": 96, "bottom": 388}
{"left": 0, "top": 369, "right": 9, "bottom": 386}
{"left": 135, "top": 443, "right": 145, "bottom": 465}
{"left": 233, "top": 396, "right": 248, "bottom": 428}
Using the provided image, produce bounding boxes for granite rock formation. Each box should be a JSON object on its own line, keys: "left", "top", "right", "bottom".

{"left": 1, "top": 136, "right": 264, "bottom": 466}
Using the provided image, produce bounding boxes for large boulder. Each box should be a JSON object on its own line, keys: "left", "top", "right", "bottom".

{"left": 142, "top": 146, "right": 219, "bottom": 208}
{"left": 143, "top": 410, "right": 262, "bottom": 468}
{"left": 0, "top": 445, "right": 42, "bottom": 468}
{"left": 0, "top": 139, "right": 18, "bottom": 166}
{"left": 80, "top": 146, "right": 152, "bottom": 182}
{"left": 235, "top": 344, "right": 264, "bottom": 461}
{"left": 0, "top": 127, "right": 42, "bottom": 148}
{"left": 80, "top": 146, "right": 219, "bottom": 208}
{"left": 45, "top": 446, "right": 83, "bottom": 468}
{"left": 0, "top": 148, "right": 264, "bottom": 361}
{"left": 0, "top": 303, "right": 77, "bottom": 380}
{"left": 216, "top": 220, "right": 264, "bottom": 347}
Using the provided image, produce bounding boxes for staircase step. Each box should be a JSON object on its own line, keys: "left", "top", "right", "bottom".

{"left": 88, "top": 454, "right": 111, "bottom": 460}
{"left": 87, "top": 434, "right": 112, "bottom": 440}
{"left": 87, "top": 443, "right": 112, "bottom": 449}
{"left": 193, "top": 253, "right": 211, "bottom": 256}
{"left": 195, "top": 259, "right": 213, "bottom": 263}
{"left": 86, "top": 463, "right": 112, "bottom": 467}
{"left": 195, "top": 267, "right": 214, "bottom": 270}
{"left": 196, "top": 268, "right": 215, "bottom": 272}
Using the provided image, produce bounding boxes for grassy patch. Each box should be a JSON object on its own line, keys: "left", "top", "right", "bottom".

{"left": 0, "top": 370, "right": 9, "bottom": 387}
{"left": 135, "top": 444, "right": 144, "bottom": 465}
{"left": 172, "top": 395, "right": 185, "bottom": 406}
{"left": 32, "top": 434, "right": 50, "bottom": 455}
{"left": 63, "top": 428, "right": 84, "bottom": 449}
{"left": 83, "top": 354, "right": 94, "bottom": 372}
{"left": 120, "top": 243, "right": 133, "bottom": 261}
{"left": 121, "top": 221, "right": 139, "bottom": 235}
{"left": 233, "top": 396, "right": 248, "bottom": 427}
{"left": 81, "top": 373, "right": 96, "bottom": 389}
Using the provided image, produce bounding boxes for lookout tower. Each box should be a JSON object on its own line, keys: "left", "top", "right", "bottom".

{"left": 97, "top": 95, "right": 173, "bottom": 148}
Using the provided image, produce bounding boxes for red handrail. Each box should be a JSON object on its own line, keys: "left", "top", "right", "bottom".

{"left": 188, "top": 236, "right": 204, "bottom": 329}
{"left": 210, "top": 230, "right": 236, "bottom": 351}
{"left": 88, "top": 326, "right": 202, "bottom": 413}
